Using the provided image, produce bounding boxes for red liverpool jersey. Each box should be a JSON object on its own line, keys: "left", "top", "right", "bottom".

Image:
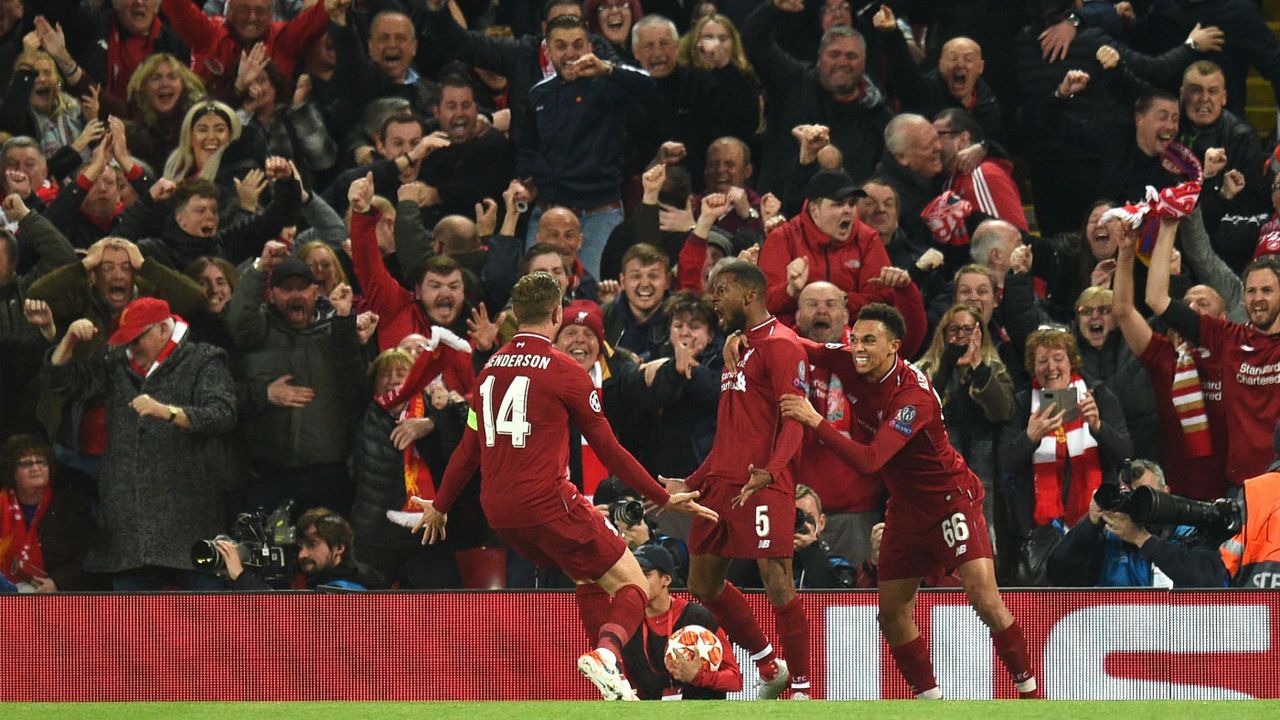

{"left": 805, "top": 343, "right": 983, "bottom": 500}
{"left": 434, "top": 332, "right": 669, "bottom": 527}
{"left": 686, "top": 317, "right": 807, "bottom": 491}
{"left": 1197, "top": 315, "right": 1280, "bottom": 484}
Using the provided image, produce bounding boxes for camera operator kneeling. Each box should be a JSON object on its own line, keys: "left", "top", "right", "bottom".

{"left": 217, "top": 508, "right": 388, "bottom": 590}
{"left": 1047, "top": 460, "right": 1229, "bottom": 587}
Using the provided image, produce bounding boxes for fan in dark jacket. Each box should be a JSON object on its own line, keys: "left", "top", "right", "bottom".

{"left": 44, "top": 296, "right": 237, "bottom": 591}
{"left": 348, "top": 349, "right": 484, "bottom": 589}
{"left": 117, "top": 159, "right": 301, "bottom": 270}
{"left": 742, "top": 1, "right": 892, "bottom": 194}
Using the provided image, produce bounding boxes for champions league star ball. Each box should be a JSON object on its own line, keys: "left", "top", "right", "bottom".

{"left": 665, "top": 625, "right": 724, "bottom": 672}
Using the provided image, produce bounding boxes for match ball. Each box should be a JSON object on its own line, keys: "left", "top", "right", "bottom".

{"left": 665, "top": 624, "right": 723, "bottom": 672}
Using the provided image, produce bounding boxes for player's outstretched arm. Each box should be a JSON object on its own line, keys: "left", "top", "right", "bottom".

{"left": 664, "top": 491, "right": 720, "bottom": 523}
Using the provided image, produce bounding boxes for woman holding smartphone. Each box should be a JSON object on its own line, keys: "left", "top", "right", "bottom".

{"left": 997, "top": 327, "right": 1133, "bottom": 576}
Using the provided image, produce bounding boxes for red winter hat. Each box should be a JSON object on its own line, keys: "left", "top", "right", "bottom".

{"left": 560, "top": 300, "right": 606, "bottom": 344}
{"left": 109, "top": 297, "right": 172, "bottom": 345}
{"left": 1254, "top": 231, "right": 1280, "bottom": 261}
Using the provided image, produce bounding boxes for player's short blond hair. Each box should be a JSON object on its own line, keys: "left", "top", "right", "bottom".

{"left": 510, "top": 271, "right": 562, "bottom": 325}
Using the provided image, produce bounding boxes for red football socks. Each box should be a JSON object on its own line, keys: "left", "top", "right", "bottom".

{"left": 774, "top": 596, "right": 810, "bottom": 691}
{"left": 889, "top": 634, "right": 939, "bottom": 697}
{"left": 992, "top": 620, "right": 1040, "bottom": 698}
{"left": 705, "top": 581, "right": 775, "bottom": 667}
{"left": 596, "top": 583, "right": 646, "bottom": 664}
{"left": 575, "top": 583, "right": 612, "bottom": 645}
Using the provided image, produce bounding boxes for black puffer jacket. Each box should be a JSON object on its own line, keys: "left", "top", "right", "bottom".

{"left": 349, "top": 397, "right": 469, "bottom": 550}
{"left": 1077, "top": 331, "right": 1162, "bottom": 463}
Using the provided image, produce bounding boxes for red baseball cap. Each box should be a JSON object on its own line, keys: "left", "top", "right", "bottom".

{"left": 109, "top": 297, "right": 172, "bottom": 345}
{"left": 560, "top": 300, "right": 605, "bottom": 344}
{"left": 1254, "top": 231, "right": 1280, "bottom": 261}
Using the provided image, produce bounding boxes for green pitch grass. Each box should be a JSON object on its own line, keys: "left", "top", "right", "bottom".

{"left": 7, "top": 702, "right": 1280, "bottom": 719}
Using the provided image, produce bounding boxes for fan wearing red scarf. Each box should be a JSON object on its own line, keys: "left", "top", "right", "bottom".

{"left": 0, "top": 433, "right": 98, "bottom": 593}
{"left": 998, "top": 327, "right": 1134, "bottom": 531}
{"left": 0, "top": 436, "right": 55, "bottom": 592}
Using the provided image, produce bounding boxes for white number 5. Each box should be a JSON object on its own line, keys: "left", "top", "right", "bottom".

{"left": 755, "top": 505, "right": 770, "bottom": 538}
{"left": 941, "top": 513, "right": 969, "bottom": 548}
{"left": 479, "top": 375, "right": 532, "bottom": 447}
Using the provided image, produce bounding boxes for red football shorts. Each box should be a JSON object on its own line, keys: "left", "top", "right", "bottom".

{"left": 877, "top": 488, "right": 992, "bottom": 582}
{"left": 687, "top": 480, "right": 795, "bottom": 559}
{"left": 496, "top": 486, "right": 627, "bottom": 582}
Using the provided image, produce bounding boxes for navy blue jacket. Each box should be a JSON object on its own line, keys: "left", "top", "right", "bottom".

{"left": 516, "top": 65, "right": 655, "bottom": 209}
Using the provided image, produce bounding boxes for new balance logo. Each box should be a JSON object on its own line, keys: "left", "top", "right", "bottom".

{"left": 955, "top": 543, "right": 967, "bottom": 557}
{"left": 758, "top": 540, "right": 771, "bottom": 549}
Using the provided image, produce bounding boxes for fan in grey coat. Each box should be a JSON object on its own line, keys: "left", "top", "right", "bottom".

{"left": 44, "top": 303, "right": 236, "bottom": 583}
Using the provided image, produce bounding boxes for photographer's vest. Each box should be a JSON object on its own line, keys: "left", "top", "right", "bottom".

{"left": 1220, "top": 473, "right": 1280, "bottom": 588}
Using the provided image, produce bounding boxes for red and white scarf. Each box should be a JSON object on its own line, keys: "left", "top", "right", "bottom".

{"left": 1031, "top": 375, "right": 1102, "bottom": 526}
{"left": 0, "top": 487, "right": 50, "bottom": 583}
{"left": 1172, "top": 341, "right": 1213, "bottom": 458}
{"left": 398, "top": 393, "right": 435, "bottom": 511}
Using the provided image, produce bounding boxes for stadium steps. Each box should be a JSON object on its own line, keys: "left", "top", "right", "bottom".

{"left": 1242, "top": 7, "right": 1280, "bottom": 138}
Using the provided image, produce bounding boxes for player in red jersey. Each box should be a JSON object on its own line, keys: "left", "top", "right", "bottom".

{"left": 404, "top": 272, "right": 718, "bottom": 701}
{"left": 775, "top": 303, "right": 1039, "bottom": 699}
{"left": 663, "top": 261, "right": 812, "bottom": 700}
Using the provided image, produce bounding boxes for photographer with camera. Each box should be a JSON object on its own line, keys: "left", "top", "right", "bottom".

{"left": 727, "top": 484, "right": 854, "bottom": 590}
{"left": 1048, "top": 460, "right": 1229, "bottom": 587}
{"left": 594, "top": 477, "right": 690, "bottom": 588}
{"left": 214, "top": 507, "right": 387, "bottom": 590}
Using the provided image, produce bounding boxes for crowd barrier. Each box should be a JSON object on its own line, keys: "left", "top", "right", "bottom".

{"left": 4, "top": 589, "right": 1278, "bottom": 701}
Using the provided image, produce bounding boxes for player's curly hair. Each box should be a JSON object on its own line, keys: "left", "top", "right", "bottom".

{"left": 856, "top": 303, "right": 905, "bottom": 341}
{"left": 715, "top": 260, "right": 765, "bottom": 294}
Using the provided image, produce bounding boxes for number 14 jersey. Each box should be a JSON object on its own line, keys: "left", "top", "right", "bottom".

{"left": 436, "top": 332, "right": 670, "bottom": 529}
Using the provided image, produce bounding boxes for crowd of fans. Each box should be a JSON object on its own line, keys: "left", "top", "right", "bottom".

{"left": 2, "top": 0, "right": 1280, "bottom": 593}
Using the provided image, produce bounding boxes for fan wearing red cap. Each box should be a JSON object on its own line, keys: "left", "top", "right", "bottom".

{"left": 553, "top": 299, "right": 652, "bottom": 496}
{"left": 555, "top": 300, "right": 608, "bottom": 372}
{"left": 43, "top": 288, "right": 237, "bottom": 591}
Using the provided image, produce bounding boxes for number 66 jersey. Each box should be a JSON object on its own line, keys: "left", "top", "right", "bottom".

{"left": 804, "top": 343, "right": 992, "bottom": 580}
{"left": 432, "top": 332, "right": 671, "bottom": 529}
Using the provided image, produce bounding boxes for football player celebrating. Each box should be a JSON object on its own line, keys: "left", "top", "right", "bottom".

{"left": 776, "top": 303, "right": 1040, "bottom": 699}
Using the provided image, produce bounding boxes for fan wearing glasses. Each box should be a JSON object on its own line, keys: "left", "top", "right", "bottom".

{"left": 1071, "top": 286, "right": 1162, "bottom": 463}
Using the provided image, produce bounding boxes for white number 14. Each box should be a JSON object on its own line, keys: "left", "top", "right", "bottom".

{"left": 479, "top": 375, "right": 532, "bottom": 448}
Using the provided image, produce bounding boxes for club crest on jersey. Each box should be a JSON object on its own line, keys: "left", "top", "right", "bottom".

{"left": 890, "top": 404, "right": 916, "bottom": 436}
{"left": 737, "top": 348, "right": 756, "bottom": 368}
{"left": 792, "top": 360, "right": 809, "bottom": 392}
{"left": 589, "top": 390, "right": 602, "bottom": 413}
